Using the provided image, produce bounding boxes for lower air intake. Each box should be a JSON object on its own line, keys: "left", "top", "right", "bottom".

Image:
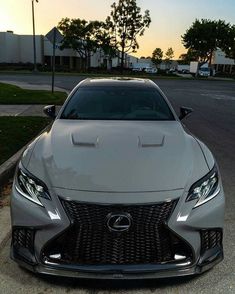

{"left": 12, "top": 227, "right": 36, "bottom": 264}
{"left": 201, "top": 229, "right": 223, "bottom": 254}
{"left": 12, "top": 228, "right": 34, "bottom": 253}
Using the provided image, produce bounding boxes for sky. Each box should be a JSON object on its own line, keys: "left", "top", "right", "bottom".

{"left": 0, "top": 0, "right": 235, "bottom": 58}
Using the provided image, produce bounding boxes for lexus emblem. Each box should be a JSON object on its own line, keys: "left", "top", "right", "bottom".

{"left": 107, "top": 213, "right": 132, "bottom": 232}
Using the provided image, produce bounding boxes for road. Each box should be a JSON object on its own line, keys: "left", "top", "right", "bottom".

{"left": 0, "top": 73, "right": 235, "bottom": 293}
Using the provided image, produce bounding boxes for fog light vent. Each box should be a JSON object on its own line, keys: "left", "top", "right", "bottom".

{"left": 201, "top": 229, "right": 222, "bottom": 254}
{"left": 12, "top": 228, "right": 35, "bottom": 252}
{"left": 12, "top": 227, "right": 36, "bottom": 264}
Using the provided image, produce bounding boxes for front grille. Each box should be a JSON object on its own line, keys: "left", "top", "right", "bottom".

{"left": 42, "top": 199, "right": 192, "bottom": 265}
{"left": 12, "top": 228, "right": 35, "bottom": 253}
{"left": 201, "top": 229, "right": 223, "bottom": 254}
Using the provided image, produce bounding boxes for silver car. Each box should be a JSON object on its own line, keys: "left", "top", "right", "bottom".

{"left": 11, "top": 78, "right": 225, "bottom": 279}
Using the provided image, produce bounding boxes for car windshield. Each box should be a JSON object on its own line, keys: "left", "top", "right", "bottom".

{"left": 61, "top": 87, "right": 175, "bottom": 121}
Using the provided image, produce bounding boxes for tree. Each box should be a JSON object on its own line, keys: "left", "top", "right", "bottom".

{"left": 165, "top": 47, "right": 174, "bottom": 61}
{"left": 164, "top": 47, "right": 174, "bottom": 68}
{"left": 224, "top": 25, "right": 235, "bottom": 61}
{"left": 106, "top": 0, "right": 151, "bottom": 72}
{"left": 182, "top": 19, "right": 232, "bottom": 65}
{"left": 151, "top": 48, "right": 163, "bottom": 66}
{"left": 95, "top": 24, "right": 117, "bottom": 69}
{"left": 58, "top": 18, "right": 103, "bottom": 69}
{"left": 178, "top": 49, "right": 200, "bottom": 64}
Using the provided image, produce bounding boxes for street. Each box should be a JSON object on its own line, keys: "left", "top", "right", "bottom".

{"left": 0, "top": 74, "right": 235, "bottom": 293}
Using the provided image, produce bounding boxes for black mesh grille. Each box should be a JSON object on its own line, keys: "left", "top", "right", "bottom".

{"left": 201, "top": 229, "right": 223, "bottom": 254}
{"left": 12, "top": 228, "right": 34, "bottom": 253}
{"left": 42, "top": 199, "right": 192, "bottom": 265}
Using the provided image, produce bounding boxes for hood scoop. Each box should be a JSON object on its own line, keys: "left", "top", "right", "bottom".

{"left": 71, "top": 133, "right": 99, "bottom": 147}
{"left": 138, "top": 134, "right": 165, "bottom": 148}
{"left": 71, "top": 131, "right": 165, "bottom": 148}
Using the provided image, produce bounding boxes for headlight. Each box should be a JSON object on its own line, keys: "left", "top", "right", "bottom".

{"left": 186, "top": 165, "right": 220, "bottom": 208}
{"left": 15, "top": 163, "right": 50, "bottom": 206}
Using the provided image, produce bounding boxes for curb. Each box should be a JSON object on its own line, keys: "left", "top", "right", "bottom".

{"left": 0, "top": 207, "right": 11, "bottom": 251}
{"left": 0, "top": 147, "right": 24, "bottom": 188}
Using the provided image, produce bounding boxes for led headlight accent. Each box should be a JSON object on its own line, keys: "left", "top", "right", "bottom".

{"left": 186, "top": 166, "right": 220, "bottom": 208}
{"left": 15, "top": 163, "right": 50, "bottom": 206}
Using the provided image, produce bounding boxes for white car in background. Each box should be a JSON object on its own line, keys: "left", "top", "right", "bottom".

{"left": 144, "top": 67, "right": 158, "bottom": 74}
{"left": 198, "top": 67, "right": 210, "bottom": 77}
{"left": 132, "top": 67, "right": 143, "bottom": 72}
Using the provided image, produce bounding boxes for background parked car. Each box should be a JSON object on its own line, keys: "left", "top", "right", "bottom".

{"left": 144, "top": 67, "right": 158, "bottom": 74}
{"left": 198, "top": 67, "right": 210, "bottom": 77}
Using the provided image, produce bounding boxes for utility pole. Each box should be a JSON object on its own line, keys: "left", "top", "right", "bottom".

{"left": 32, "top": 0, "right": 38, "bottom": 72}
{"left": 52, "top": 27, "right": 56, "bottom": 94}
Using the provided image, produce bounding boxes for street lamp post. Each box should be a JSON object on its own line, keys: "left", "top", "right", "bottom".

{"left": 32, "top": 0, "right": 38, "bottom": 72}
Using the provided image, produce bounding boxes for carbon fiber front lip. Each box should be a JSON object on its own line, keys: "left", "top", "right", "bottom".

{"left": 11, "top": 246, "right": 223, "bottom": 279}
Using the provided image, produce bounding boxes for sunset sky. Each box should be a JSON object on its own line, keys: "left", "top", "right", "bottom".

{"left": 0, "top": 0, "right": 235, "bottom": 58}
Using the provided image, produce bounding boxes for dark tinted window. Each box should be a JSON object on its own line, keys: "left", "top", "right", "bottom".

{"left": 61, "top": 87, "right": 175, "bottom": 121}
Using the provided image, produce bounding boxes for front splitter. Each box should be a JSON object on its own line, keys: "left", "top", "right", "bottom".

{"left": 11, "top": 248, "right": 223, "bottom": 280}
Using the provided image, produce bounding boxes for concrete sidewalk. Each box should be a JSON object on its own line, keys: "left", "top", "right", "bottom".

{"left": 0, "top": 104, "right": 62, "bottom": 117}
{"left": 0, "top": 104, "right": 45, "bottom": 116}
{"left": 0, "top": 80, "right": 67, "bottom": 116}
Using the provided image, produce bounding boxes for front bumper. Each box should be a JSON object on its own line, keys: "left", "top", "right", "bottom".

{"left": 10, "top": 184, "right": 225, "bottom": 279}
{"left": 11, "top": 245, "right": 223, "bottom": 279}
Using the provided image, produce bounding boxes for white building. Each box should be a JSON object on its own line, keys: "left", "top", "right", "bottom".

{"left": 0, "top": 31, "right": 43, "bottom": 64}
{"left": 0, "top": 31, "right": 139, "bottom": 70}
{"left": 212, "top": 49, "right": 235, "bottom": 73}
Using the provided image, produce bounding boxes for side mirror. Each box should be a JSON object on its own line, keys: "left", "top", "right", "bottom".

{"left": 179, "top": 107, "right": 193, "bottom": 120}
{"left": 43, "top": 105, "right": 56, "bottom": 119}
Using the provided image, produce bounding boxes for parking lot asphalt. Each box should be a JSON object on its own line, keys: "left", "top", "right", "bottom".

{"left": 0, "top": 74, "right": 235, "bottom": 293}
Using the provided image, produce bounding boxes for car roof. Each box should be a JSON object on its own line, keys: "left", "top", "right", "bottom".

{"left": 79, "top": 78, "right": 156, "bottom": 89}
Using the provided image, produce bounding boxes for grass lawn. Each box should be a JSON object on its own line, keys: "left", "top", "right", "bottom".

{"left": 0, "top": 83, "right": 67, "bottom": 105}
{"left": 0, "top": 116, "right": 50, "bottom": 165}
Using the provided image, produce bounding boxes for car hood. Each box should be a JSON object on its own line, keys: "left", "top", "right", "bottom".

{"left": 24, "top": 120, "right": 210, "bottom": 192}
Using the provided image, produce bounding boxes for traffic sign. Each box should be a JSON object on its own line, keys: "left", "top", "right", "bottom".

{"left": 45, "top": 27, "right": 64, "bottom": 94}
{"left": 45, "top": 27, "right": 63, "bottom": 44}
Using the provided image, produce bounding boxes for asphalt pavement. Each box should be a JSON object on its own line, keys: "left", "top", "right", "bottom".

{"left": 0, "top": 73, "right": 235, "bottom": 293}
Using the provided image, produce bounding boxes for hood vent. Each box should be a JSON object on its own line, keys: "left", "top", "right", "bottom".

{"left": 138, "top": 135, "right": 165, "bottom": 148}
{"left": 71, "top": 133, "right": 99, "bottom": 148}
